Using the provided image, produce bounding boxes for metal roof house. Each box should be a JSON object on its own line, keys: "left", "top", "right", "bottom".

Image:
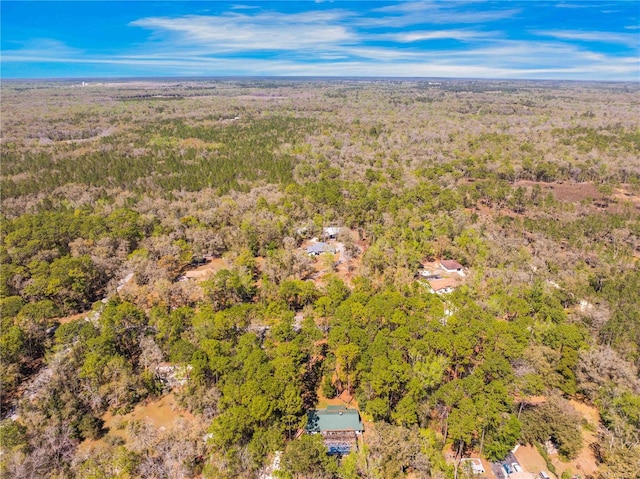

{"left": 306, "top": 406, "right": 364, "bottom": 455}
{"left": 306, "top": 242, "right": 334, "bottom": 256}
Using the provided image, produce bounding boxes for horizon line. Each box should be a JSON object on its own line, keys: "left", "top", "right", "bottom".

{"left": 2, "top": 75, "right": 639, "bottom": 85}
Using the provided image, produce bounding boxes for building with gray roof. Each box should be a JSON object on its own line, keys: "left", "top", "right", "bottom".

{"left": 306, "top": 242, "right": 334, "bottom": 256}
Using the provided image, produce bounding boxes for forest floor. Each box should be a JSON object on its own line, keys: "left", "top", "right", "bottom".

{"left": 514, "top": 180, "right": 640, "bottom": 213}
{"left": 56, "top": 311, "right": 90, "bottom": 324}
{"left": 315, "top": 383, "right": 360, "bottom": 410}
{"left": 613, "top": 185, "right": 640, "bottom": 209}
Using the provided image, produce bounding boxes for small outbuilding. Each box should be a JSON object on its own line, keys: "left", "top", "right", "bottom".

{"left": 323, "top": 227, "right": 341, "bottom": 239}
{"left": 460, "top": 458, "right": 485, "bottom": 475}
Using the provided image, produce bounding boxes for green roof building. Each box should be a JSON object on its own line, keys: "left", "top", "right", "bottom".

{"left": 306, "top": 406, "right": 364, "bottom": 434}
{"left": 306, "top": 406, "right": 364, "bottom": 455}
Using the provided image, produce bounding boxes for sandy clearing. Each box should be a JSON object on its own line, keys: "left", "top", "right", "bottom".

{"left": 550, "top": 401, "right": 599, "bottom": 478}
{"left": 78, "top": 392, "right": 195, "bottom": 453}
{"left": 183, "top": 257, "right": 228, "bottom": 281}
{"left": 515, "top": 445, "right": 554, "bottom": 478}
{"left": 55, "top": 311, "right": 90, "bottom": 324}
{"left": 513, "top": 180, "right": 640, "bottom": 213}
{"left": 514, "top": 180, "right": 603, "bottom": 204}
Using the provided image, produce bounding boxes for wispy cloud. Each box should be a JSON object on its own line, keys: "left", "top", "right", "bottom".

{"left": 130, "top": 10, "right": 357, "bottom": 54}
{"left": 369, "top": 1, "right": 520, "bottom": 27}
{"left": 555, "top": 2, "right": 594, "bottom": 8}
{"left": 229, "top": 5, "right": 259, "bottom": 10}
{"left": 384, "top": 29, "right": 498, "bottom": 43}
{"left": 4, "top": 36, "right": 636, "bottom": 81}
{"left": 534, "top": 30, "right": 639, "bottom": 47}
{"left": 3, "top": 38, "right": 83, "bottom": 58}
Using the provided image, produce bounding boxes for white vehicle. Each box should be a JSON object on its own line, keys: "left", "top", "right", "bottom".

{"left": 511, "top": 463, "right": 523, "bottom": 472}
{"left": 539, "top": 473, "right": 550, "bottom": 479}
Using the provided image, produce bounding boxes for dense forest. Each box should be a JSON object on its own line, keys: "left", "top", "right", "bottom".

{"left": 1, "top": 79, "right": 639, "bottom": 479}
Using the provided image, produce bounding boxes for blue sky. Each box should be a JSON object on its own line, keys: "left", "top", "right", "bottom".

{"left": 2, "top": 1, "right": 639, "bottom": 80}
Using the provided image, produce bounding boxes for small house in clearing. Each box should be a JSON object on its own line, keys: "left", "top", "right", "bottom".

{"left": 418, "top": 259, "right": 466, "bottom": 294}
{"left": 306, "top": 406, "right": 364, "bottom": 455}
{"left": 440, "top": 259, "right": 464, "bottom": 274}
{"left": 307, "top": 242, "right": 335, "bottom": 256}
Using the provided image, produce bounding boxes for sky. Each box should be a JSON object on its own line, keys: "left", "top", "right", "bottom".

{"left": 1, "top": 1, "right": 639, "bottom": 81}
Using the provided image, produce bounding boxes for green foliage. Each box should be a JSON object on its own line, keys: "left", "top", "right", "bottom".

{"left": 0, "top": 296, "right": 24, "bottom": 318}
{"left": 552, "top": 125, "right": 640, "bottom": 156}
{"left": 0, "top": 325, "right": 25, "bottom": 363}
{"left": 281, "top": 434, "right": 337, "bottom": 479}
{"left": 483, "top": 415, "right": 521, "bottom": 461}
{"left": 520, "top": 398, "right": 583, "bottom": 460}
{"left": 600, "top": 268, "right": 640, "bottom": 365}
{"left": 77, "top": 413, "right": 105, "bottom": 440}
{"left": 367, "top": 423, "right": 433, "bottom": 478}
{"left": 278, "top": 279, "right": 319, "bottom": 310}
{"left": 54, "top": 317, "right": 98, "bottom": 346}
{"left": 99, "top": 300, "right": 148, "bottom": 357}
{"left": 26, "top": 255, "right": 102, "bottom": 313}
{"left": 201, "top": 268, "right": 256, "bottom": 311}
{"left": 322, "top": 376, "right": 337, "bottom": 399}
{"left": 0, "top": 420, "right": 27, "bottom": 451}
{"left": 2, "top": 117, "right": 316, "bottom": 197}
{"left": 169, "top": 339, "right": 197, "bottom": 363}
